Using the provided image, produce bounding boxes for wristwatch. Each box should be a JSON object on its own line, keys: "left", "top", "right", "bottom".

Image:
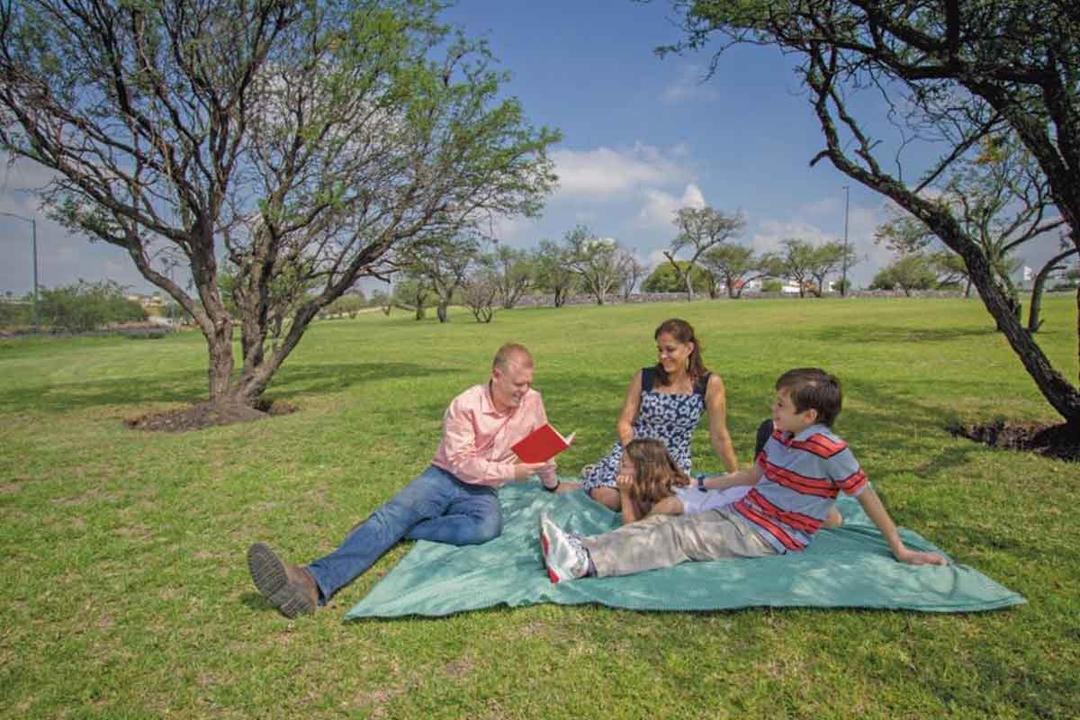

{"left": 697, "top": 475, "right": 707, "bottom": 492}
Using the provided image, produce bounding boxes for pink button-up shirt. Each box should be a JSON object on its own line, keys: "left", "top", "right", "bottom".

{"left": 431, "top": 383, "right": 557, "bottom": 487}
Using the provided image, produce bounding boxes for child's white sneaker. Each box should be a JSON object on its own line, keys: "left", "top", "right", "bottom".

{"left": 539, "top": 512, "right": 590, "bottom": 583}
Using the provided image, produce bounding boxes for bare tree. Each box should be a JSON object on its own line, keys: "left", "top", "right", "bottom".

{"left": 669, "top": 0, "right": 1080, "bottom": 427}
{"left": 0, "top": 0, "right": 557, "bottom": 411}
{"left": 618, "top": 251, "right": 645, "bottom": 300}
{"left": 461, "top": 260, "right": 498, "bottom": 323}
{"left": 663, "top": 206, "right": 745, "bottom": 300}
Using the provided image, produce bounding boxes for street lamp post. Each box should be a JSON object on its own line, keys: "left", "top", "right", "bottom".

{"left": 0, "top": 211, "right": 39, "bottom": 328}
{"left": 840, "top": 185, "right": 850, "bottom": 297}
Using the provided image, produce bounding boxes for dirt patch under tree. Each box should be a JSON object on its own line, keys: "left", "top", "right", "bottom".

{"left": 126, "top": 399, "right": 297, "bottom": 432}
{"left": 948, "top": 420, "right": 1079, "bottom": 462}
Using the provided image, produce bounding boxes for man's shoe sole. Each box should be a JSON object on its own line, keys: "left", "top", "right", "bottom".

{"left": 539, "top": 526, "right": 560, "bottom": 583}
{"left": 539, "top": 515, "right": 566, "bottom": 584}
{"left": 247, "top": 543, "right": 315, "bottom": 618}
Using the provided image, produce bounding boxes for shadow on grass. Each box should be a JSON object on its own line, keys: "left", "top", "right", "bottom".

{"left": 0, "top": 361, "right": 448, "bottom": 413}
{"left": 718, "top": 370, "right": 994, "bottom": 477}
{"left": 814, "top": 324, "right": 997, "bottom": 344}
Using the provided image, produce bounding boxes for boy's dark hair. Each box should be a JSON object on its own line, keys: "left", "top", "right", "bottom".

{"left": 776, "top": 368, "right": 842, "bottom": 426}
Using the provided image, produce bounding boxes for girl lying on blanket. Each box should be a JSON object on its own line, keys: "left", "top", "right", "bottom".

{"left": 615, "top": 439, "right": 750, "bottom": 523}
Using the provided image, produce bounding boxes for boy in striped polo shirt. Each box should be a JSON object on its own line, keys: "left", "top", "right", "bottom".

{"left": 541, "top": 367, "right": 946, "bottom": 581}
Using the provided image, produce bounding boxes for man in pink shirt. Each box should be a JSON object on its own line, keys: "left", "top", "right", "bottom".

{"left": 247, "top": 343, "right": 557, "bottom": 617}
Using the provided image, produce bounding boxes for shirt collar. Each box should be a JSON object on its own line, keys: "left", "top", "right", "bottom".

{"left": 481, "top": 381, "right": 513, "bottom": 417}
{"left": 792, "top": 423, "right": 828, "bottom": 442}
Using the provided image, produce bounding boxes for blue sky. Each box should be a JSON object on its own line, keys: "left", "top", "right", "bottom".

{"left": 0, "top": 0, "right": 1066, "bottom": 296}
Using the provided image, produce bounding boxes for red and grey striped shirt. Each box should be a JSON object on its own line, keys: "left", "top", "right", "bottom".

{"left": 731, "top": 424, "right": 868, "bottom": 553}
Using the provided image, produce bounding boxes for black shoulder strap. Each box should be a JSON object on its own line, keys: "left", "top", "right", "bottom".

{"left": 640, "top": 367, "right": 655, "bottom": 393}
{"left": 694, "top": 371, "right": 711, "bottom": 396}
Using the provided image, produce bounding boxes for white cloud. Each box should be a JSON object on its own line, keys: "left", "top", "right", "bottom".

{"left": 749, "top": 198, "right": 892, "bottom": 286}
{"left": 750, "top": 219, "right": 834, "bottom": 253}
{"left": 551, "top": 143, "right": 690, "bottom": 200}
{"left": 661, "top": 64, "right": 720, "bottom": 105}
{"left": 637, "top": 183, "right": 706, "bottom": 231}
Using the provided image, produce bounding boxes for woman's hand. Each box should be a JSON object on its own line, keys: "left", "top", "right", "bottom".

{"left": 615, "top": 471, "right": 634, "bottom": 495}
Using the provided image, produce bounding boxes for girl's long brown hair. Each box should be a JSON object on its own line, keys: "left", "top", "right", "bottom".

{"left": 653, "top": 318, "right": 708, "bottom": 387}
{"left": 624, "top": 439, "right": 690, "bottom": 518}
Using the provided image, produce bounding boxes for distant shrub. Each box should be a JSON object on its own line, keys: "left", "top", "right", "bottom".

{"left": 0, "top": 300, "right": 32, "bottom": 327}
{"left": 40, "top": 280, "right": 144, "bottom": 332}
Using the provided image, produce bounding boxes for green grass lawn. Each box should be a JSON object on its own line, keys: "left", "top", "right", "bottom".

{"left": 1, "top": 296, "right": 1077, "bottom": 719}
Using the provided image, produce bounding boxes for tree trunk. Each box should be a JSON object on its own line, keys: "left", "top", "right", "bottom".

{"left": 945, "top": 227, "right": 1080, "bottom": 425}
{"left": 207, "top": 330, "right": 235, "bottom": 404}
{"left": 684, "top": 272, "right": 694, "bottom": 302}
{"left": 437, "top": 302, "right": 449, "bottom": 323}
{"left": 1028, "top": 249, "right": 1078, "bottom": 333}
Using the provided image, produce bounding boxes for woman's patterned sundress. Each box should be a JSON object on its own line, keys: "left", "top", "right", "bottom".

{"left": 580, "top": 367, "right": 711, "bottom": 491}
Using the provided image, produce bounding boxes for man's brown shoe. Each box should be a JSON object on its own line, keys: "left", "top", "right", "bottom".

{"left": 247, "top": 542, "right": 319, "bottom": 618}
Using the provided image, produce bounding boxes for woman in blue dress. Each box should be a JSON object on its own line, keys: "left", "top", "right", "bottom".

{"left": 577, "top": 318, "right": 739, "bottom": 511}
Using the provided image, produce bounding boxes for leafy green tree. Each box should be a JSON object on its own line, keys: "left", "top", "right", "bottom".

{"left": 663, "top": 206, "right": 745, "bottom": 300}
{"left": 870, "top": 254, "right": 938, "bottom": 297}
{"left": 491, "top": 245, "right": 534, "bottom": 309}
{"left": 405, "top": 233, "right": 479, "bottom": 323}
{"left": 773, "top": 239, "right": 817, "bottom": 298}
{"left": 700, "top": 244, "right": 767, "bottom": 298}
{"left": 393, "top": 269, "right": 431, "bottom": 321}
{"left": 533, "top": 239, "right": 578, "bottom": 307}
{"left": 667, "top": 0, "right": 1080, "bottom": 425}
{"left": 320, "top": 292, "right": 366, "bottom": 320}
{"left": 642, "top": 261, "right": 712, "bottom": 294}
{"left": 564, "top": 226, "right": 624, "bottom": 305}
{"left": 807, "top": 242, "right": 857, "bottom": 298}
{"left": 0, "top": 0, "right": 557, "bottom": 409}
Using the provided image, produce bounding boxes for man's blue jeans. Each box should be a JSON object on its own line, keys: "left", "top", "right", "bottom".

{"left": 306, "top": 465, "right": 502, "bottom": 602}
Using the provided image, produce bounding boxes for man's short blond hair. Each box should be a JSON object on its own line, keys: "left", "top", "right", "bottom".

{"left": 492, "top": 343, "right": 533, "bottom": 371}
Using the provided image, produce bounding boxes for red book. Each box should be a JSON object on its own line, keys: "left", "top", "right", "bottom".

{"left": 511, "top": 424, "right": 576, "bottom": 463}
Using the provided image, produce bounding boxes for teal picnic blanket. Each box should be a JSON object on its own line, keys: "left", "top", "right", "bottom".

{"left": 344, "top": 482, "right": 1024, "bottom": 620}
